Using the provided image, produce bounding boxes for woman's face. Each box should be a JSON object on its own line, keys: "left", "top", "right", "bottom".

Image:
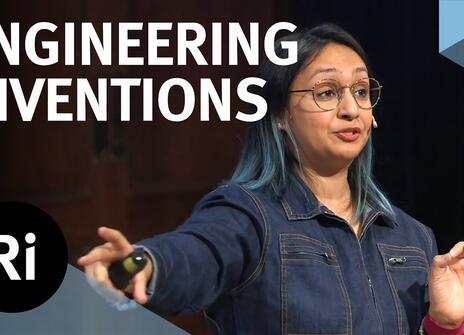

{"left": 287, "top": 42, "right": 373, "bottom": 172}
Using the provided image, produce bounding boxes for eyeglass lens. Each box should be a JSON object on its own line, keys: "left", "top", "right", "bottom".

{"left": 313, "top": 78, "right": 380, "bottom": 110}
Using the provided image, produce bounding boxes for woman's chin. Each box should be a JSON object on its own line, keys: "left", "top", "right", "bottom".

{"left": 332, "top": 148, "right": 363, "bottom": 163}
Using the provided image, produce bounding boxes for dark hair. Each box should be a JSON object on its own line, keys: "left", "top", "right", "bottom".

{"left": 230, "top": 23, "right": 394, "bottom": 221}
{"left": 263, "top": 23, "right": 371, "bottom": 121}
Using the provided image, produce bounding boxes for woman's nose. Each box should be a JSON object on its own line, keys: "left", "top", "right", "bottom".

{"left": 337, "top": 87, "right": 360, "bottom": 119}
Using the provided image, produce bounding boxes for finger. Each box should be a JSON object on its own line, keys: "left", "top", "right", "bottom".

{"left": 97, "top": 227, "right": 133, "bottom": 255}
{"left": 94, "top": 264, "right": 116, "bottom": 289}
{"left": 78, "top": 245, "right": 117, "bottom": 266}
{"left": 432, "top": 253, "right": 449, "bottom": 269}
{"left": 85, "top": 262, "right": 107, "bottom": 284}
{"left": 132, "top": 272, "right": 148, "bottom": 305}
{"left": 448, "top": 241, "right": 464, "bottom": 259}
{"left": 125, "top": 282, "right": 134, "bottom": 294}
{"left": 84, "top": 263, "right": 97, "bottom": 277}
{"left": 84, "top": 263, "right": 126, "bottom": 296}
{"left": 432, "top": 242, "right": 464, "bottom": 269}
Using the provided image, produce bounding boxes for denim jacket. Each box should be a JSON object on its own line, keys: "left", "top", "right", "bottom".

{"left": 138, "top": 173, "right": 437, "bottom": 335}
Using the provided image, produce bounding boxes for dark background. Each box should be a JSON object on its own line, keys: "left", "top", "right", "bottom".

{"left": 0, "top": 0, "right": 462, "bottom": 333}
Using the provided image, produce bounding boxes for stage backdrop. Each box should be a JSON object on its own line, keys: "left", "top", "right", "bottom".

{"left": 1, "top": 0, "right": 463, "bottom": 334}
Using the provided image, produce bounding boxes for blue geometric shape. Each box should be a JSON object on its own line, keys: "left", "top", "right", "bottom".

{"left": 439, "top": 0, "right": 464, "bottom": 66}
{"left": 0, "top": 265, "right": 189, "bottom": 335}
{"left": 441, "top": 37, "right": 464, "bottom": 67}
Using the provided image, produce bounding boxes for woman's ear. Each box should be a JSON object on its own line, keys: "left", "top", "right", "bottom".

{"left": 285, "top": 108, "right": 293, "bottom": 121}
{"left": 277, "top": 108, "right": 293, "bottom": 132}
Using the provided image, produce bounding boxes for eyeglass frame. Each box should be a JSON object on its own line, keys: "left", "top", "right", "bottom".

{"left": 288, "top": 77, "right": 382, "bottom": 111}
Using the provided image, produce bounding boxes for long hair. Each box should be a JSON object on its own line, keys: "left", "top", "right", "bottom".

{"left": 229, "top": 23, "right": 395, "bottom": 222}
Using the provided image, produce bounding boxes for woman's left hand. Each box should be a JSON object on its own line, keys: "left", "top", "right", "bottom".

{"left": 428, "top": 241, "right": 464, "bottom": 329}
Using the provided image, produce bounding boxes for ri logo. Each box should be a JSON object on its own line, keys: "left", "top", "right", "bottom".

{"left": 0, "top": 202, "right": 67, "bottom": 313}
{"left": 0, "top": 232, "right": 36, "bottom": 280}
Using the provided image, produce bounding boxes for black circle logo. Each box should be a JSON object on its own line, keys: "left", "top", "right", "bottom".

{"left": 0, "top": 202, "right": 68, "bottom": 313}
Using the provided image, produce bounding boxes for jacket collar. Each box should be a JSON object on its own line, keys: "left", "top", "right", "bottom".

{"left": 278, "top": 172, "right": 397, "bottom": 228}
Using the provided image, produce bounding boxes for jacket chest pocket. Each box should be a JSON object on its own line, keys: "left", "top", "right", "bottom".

{"left": 280, "top": 234, "right": 351, "bottom": 335}
{"left": 378, "top": 243, "right": 429, "bottom": 335}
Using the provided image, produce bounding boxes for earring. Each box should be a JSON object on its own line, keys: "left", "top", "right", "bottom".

{"left": 372, "top": 116, "right": 378, "bottom": 129}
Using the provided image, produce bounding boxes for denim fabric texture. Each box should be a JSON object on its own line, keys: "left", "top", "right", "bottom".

{"left": 137, "top": 173, "right": 437, "bottom": 335}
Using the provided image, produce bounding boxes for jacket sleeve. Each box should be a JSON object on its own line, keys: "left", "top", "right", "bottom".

{"left": 135, "top": 184, "right": 268, "bottom": 315}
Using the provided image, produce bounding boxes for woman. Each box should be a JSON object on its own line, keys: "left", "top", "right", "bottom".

{"left": 79, "top": 24, "right": 464, "bottom": 334}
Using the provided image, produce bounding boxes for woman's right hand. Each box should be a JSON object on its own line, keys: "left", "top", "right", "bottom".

{"left": 77, "top": 226, "right": 153, "bottom": 305}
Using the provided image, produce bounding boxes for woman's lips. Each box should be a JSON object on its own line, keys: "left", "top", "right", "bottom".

{"left": 334, "top": 128, "right": 361, "bottom": 142}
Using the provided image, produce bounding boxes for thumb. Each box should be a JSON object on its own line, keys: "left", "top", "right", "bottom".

{"left": 132, "top": 256, "right": 154, "bottom": 305}
{"left": 132, "top": 271, "right": 149, "bottom": 305}
{"left": 429, "top": 253, "right": 452, "bottom": 281}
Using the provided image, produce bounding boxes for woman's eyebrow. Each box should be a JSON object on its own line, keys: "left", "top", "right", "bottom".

{"left": 307, "top": 66, "right": 368, "bottom": 81}
{"left": 353, "top": 67, "right": 368, "bottom": 74}
{"left": 308, "top": 67, "right": 340, "bottom": 80}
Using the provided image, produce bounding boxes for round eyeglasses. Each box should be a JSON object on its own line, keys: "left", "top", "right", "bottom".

{"left": 289, "top": 77, "right": 382, "bottom": 111}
